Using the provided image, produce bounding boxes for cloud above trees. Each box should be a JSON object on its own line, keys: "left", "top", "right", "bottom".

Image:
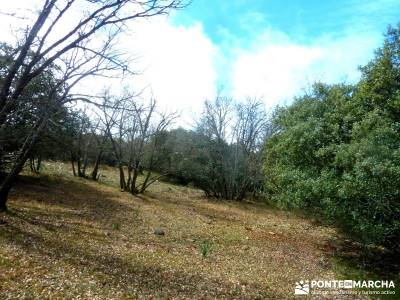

{"left": 0, "top": 0, "right": 386, "bottom": 123}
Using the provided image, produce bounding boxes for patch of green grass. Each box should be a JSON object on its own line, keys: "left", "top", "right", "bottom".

{"left": 111, "top": 223, "right": 121, "bottom": 230}
{"left": 332, "top": 256, "right": 374, "bottom": 280}
{"left": 198, "top": 240, "right": 213, "bottom": 258}
{"left": 219, "top": 230, "right": 244, "bottom": 245}
{"left": 331, "top": 256, "right": 400, "bottom": 299}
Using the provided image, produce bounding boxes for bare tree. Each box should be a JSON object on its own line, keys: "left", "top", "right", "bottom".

{"left": 0, "top": 0, "right": 185, "bottom": 211}
{"left": 89, "top": 119, "right": 108, "bottom": 181}
{"left": 199, "top": 96, "right": 233, "bottom": 142}
{"left": 197, "top": 96, "right": 234, "bottom": 199}
{"left": 232, "top": 99, "right": 269, "bottom": 199}
{"left": 196, "top": 96, "right": 269, "bottom": 200}
{"left": 69, "top": 109, "right": 92, "bottom": 177}
{"left": 127, "top": 98, "right": 177, "bottom": 194}
{"left": 97, "top": 92, "right": 177, "bottom": 195}
{"left": 96, "top": 92, "right": 130, "bottom": 190}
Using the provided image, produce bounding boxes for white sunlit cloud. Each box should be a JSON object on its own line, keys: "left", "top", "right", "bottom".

{"left": 77, "top": 17, "right": 220, "bottom": 127}
{"left": 229, "top": 27, "right": 380, "bottom": 109}
{"left": 124, "top": 18, "right": 219, "bottom": 126}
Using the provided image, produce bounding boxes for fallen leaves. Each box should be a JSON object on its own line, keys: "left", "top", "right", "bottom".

{"left": 0, "top": 163, "right": 351, "bottom": 299}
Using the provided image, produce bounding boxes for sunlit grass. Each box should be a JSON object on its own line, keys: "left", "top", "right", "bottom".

{"left": 0, "top": 161, "right": 395, "bottom": 299}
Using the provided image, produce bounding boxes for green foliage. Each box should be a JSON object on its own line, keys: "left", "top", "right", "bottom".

{"left": 198, "top": 240, "right": 213, "bottom": 258}
{"left": 264, "top": 25, "right": 400, "bottom": 251}
{"left": 0, "top": 43, "right": 68, "bottom": 174}
{"left": 111, "top": 223, "right": 121, "bottom": 230}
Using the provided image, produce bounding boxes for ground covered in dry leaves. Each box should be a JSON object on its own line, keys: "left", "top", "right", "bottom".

{"left": 0, "top": 162, "right": 394, "bottom": 299}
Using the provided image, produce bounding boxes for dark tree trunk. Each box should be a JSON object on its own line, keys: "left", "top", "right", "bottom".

{"left": 118, "top": 163, "right": 126, "bottom": 191}
{"left": 236, "top": 180, "right": 250, "bottom": 201}
{"left": 77, "top": 158, "right": 86, "bottom": 178}
{"left": 0, "top": 187, "right": 9, "bottom": 212}
{"left": 140, "top": 170, "right": 152, "bottom": 194}
{"left": 36, "top": 155, "right": 42, "bottom": 172}
{"left": 29, "top": 157, "right": 36, "bottom": 173}
{"left": 82, "top": 154, "right": 88, "bottom": 176}
{"left": 77, "top": 159, "right": 82, "bottom": 177}
{"left": 0, "top": 116, "right": 47, "bottom": 210}
{"left": 0, "top": 153, "right": 30, "bottom": 210}
{"left": 71, "top": 155, "right": 77, "bottom": 177}
{"left": 129, "top": 160, "right": 141, "bottom": 194}
{"left": 139, "top": 165, "right": 144, "bottom": 175}
{"left": 127, "top": 165, "right": 132, "bottom": 189}
{"left": 91, "top": 150, "right": 102, "bottom": 181}
{"left": 29, "top": 155, "right": 42, "bottom": 173}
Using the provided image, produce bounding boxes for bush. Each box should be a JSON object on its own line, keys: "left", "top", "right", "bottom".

{"left": 264, "top": 26, "right": 400, "bottom": 252}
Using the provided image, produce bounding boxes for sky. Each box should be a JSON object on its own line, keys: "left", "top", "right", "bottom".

{"left": 129, "top": 0, "right": 400, "bottom": 124}
{"left": 1, "top": 0, "right": 400, "bottom": 126}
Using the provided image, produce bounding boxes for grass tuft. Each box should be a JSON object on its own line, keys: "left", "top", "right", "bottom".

{"left": 111, "top": 223, "right": 121, "bottom": 230}
{"left": 199, "top": 240, "right": 213, "bottom": 258}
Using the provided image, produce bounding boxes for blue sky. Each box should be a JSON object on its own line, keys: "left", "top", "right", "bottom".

{"left": 174, "top": 0, "right": 399, "bottom": 45}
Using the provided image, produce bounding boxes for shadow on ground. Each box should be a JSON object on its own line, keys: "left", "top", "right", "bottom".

{"left": 0, "top": 174, "right": 281, "bottom": 299}
{"left": 8, "top": 174, "right": 133, "bottom": 224}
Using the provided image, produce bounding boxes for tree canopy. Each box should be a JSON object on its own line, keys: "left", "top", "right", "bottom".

{"left": 264, "top": 25, "right": 400, "bottom": 251}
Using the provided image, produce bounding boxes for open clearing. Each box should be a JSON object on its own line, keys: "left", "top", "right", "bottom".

{"left": 0, "top": 162, "right": 387, "bottom": 299}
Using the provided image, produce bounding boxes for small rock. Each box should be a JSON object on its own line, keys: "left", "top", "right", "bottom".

{"left": 154, "top": 228, "right": 165, "bottom": 236}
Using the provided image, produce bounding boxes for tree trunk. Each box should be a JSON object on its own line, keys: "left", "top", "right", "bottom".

{"left": 127, "top": 165, "right": 132, "bottom": 189}
{"left": 0, "top": 186, "right": 9, "bottom": 212}
{"left": 82, "top": 153, "right": 88, "bottom": 176}
{"left": 91, "top": 150, "right": 102, "bottom": 181}
{"left": 29, "top": 156, "right": 42, "bottom": 173}
{"left": 118, "top": 163, "right": 126, "bottom": 191}
{"left": 36, "top": 155, "right": 42, "bottom": 172}
{"left": 140, "top": 170, "right": 152, "bottom": 194}
{"left": 29, "top": 157, "right": 36, "bottom": 173}
{"left": 0, "top": 150, "right": 30, "bottom": 211}
{"left": 77, "top": 158, "right": 82, "bottom": 177}
{"left": 0, "top": 116, "right": 47, "bottom": 210}
{"left": 71, "top": 154, "right": 77, "bottom": 176}
{"left": 130, "top": 167, "right": 139, "bottom": 194}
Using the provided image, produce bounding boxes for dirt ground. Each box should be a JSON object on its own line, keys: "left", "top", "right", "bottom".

{"left": 0, "top": 162, "right": 388, "bottom": 299}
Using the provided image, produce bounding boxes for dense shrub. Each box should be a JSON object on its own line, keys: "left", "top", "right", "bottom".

{"left": 264, "top": 26, "right": 400, "bottom": 251}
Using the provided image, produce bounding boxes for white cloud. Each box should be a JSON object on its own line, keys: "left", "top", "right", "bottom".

{"left": 72, "top": 17, "right": 220, "bottom": 127}
{"left": 124, "top": 18, "right": 219, "bottom": 126}
{"left": 229, "top": 28, "right": 380, "bottom": 109}
{"left": 230, "top": 42, "right": 322, "bottom": 108}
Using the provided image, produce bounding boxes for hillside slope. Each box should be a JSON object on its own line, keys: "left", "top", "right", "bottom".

{"left": 0, "top": 162, "right": 376, "bottom": 299}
